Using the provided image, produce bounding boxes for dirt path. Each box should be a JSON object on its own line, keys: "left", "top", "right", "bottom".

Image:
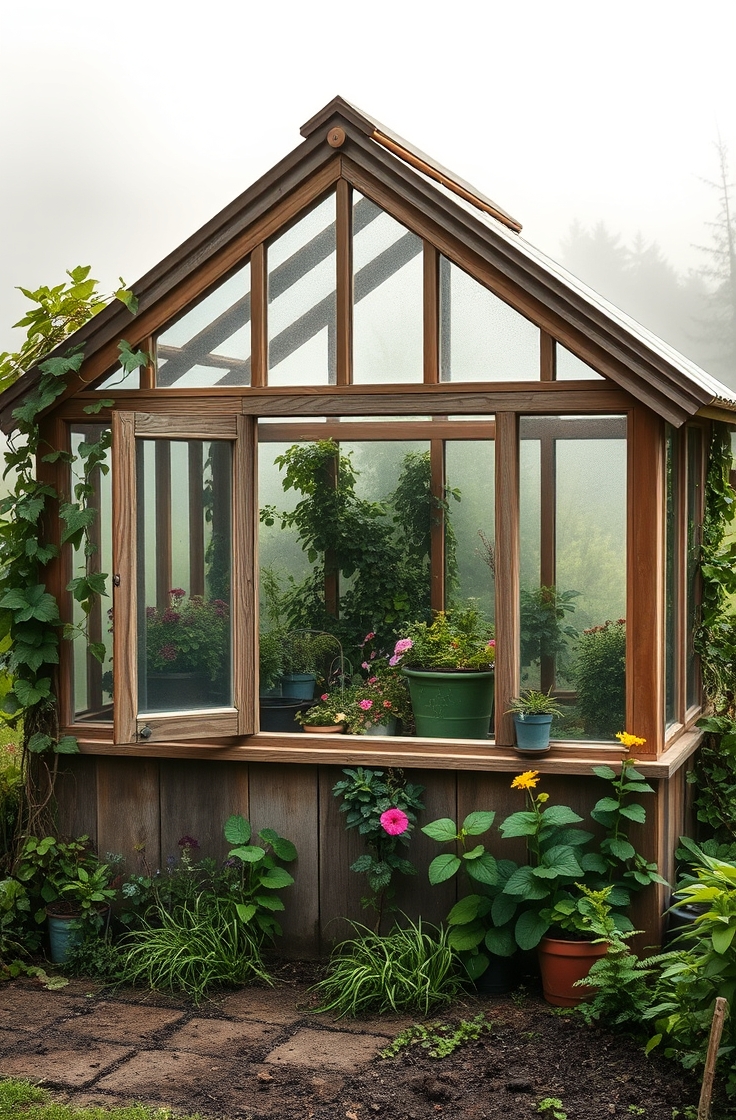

{"left": 0, "top": 973, "right": 703, "bottom": 1119}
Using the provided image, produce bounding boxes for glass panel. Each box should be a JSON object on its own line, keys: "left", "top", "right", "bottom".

{"left": 137, "top": 439, "right": 232, "bottom": 713}
{"left": 445, "top": 440, "right": 495, "bottom": 620}
{"left": 665, "top": 426, "right": 678, "bottom": 726}
{"left": 686, "top": 427, "right": 703, "bottom": 709}
{"left": 268, "top": 194, "right": 336, "bottom": 387}
{"left": 353, "top": 192, "right": 423, "bottom": 384}
{"left": 440, "top": 258, "right": 540, "bottom": 381}
{"left": 519, "top": 415, "right": 626, "bottom": 740}
{"left": 556, "top": 344, "right": 604, "bottom": 380}
{"left": 71, "top": 426, "right": 113, "bottom": 721}
{"left": 95, "top": 363, "right": 139, "bottom": 390}
{"left": 156, "top": 262, "right": 251, "bottom": 387}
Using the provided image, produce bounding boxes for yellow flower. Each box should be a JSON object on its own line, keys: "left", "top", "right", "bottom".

{"left": 335, "top": 713, "right": 346, "bottom": 723}
{"left": 616, "top": 731, "right": 646, "bottom": 750}
{"left": 511, "top": 770, "right": 541, "bottom": 791}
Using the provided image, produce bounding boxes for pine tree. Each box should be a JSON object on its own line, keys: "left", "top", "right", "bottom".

{"left": 693, "top": 139, "right": 736, "bottom": 386}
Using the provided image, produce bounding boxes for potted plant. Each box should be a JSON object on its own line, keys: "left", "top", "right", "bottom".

{"left": 507, "top": 688, "right": 563, "bottom": 754}
{"left": 259, "top": 630, "right": 284, "bottom": 698}
{"left": 281, "top": 630, "right": 340, "bottom": 700}
{"left": 296, "top": 691, "right": 348, "bottom": 733}
{"left": 15, "top": 835, "right": 119, "bottom": 964}
{"left": 391, "top": 607, "right": 495, "bottom": 739}
{"left": 145, "top": 589, "right": 230, "bottom": 710}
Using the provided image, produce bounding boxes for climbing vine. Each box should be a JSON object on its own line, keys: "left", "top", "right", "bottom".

{"left": 691, "top": 423, "right": 736, "bottom": 841}
{"left": 0, "top": 267, "right": 145, "bottom": 854}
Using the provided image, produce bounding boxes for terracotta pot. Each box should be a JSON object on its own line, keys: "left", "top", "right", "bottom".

{"left": 302, "top": 724, "right": 345, "bottom": 734}
{"left": 538, "top": 936, "right": 608, "bottom": 1006}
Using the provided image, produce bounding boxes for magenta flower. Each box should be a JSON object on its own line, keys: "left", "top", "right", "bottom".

{"left": 321, "top": 693, "right": 329, "bottom": 701}
{"left": 362, "top": 661, "right": 370, "bottom": 670}
{"left": 389, "top": 655, "right": 400, "bottom": 666}
{"left": 380, "top": 808, "right": 409, "bottom": 836}
{"left": 359, "top": 698, "right": 373, "bottom": 711}
{"left": 394, "top": 638, "right": 413, "bottom": 654}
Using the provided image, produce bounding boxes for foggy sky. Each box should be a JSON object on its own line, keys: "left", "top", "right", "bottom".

{"left": 2, "top": 0, "right": 736, "bottom": 377}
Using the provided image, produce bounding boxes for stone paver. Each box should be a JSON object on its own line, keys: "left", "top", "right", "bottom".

{"left": 0, "top": 986, "right": 85, "bottom": 1030}
{"left": 61, "top": 1000, "right": 185, "bottom": 1044}
{"left": 217, "top": 987, "right": 305, "bottom": 1024}
{"left": 0, "top": 1040, "right": 133, "bottom": 1088}
{"left": 96, "top": 1049, "right": 240, "bottom": 1103}
{"left": 264, "top": 1026, "right": 387, "bottom": 1071}
{"left": 165, "top": 1015, "right": 281, "bottom": 1055}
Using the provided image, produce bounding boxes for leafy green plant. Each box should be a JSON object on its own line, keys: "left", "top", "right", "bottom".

{"left": 537, "top": 1098, "right": 567, "bottom": 1120}
{"left": 332, "top": 767, "right": 424, "bottom": 930}
{"left": 520, "top": 584, "right": 579, "bottom": 677}
{"left": 0, "top": 1077, "right": 206, "bottom": 1119}
{"left": 421, "top": 810, "right": 505, "bottom": 979}
{"left": 14, "top": 834, "right": 118, "bottom": 934}
{"left": 644, "top": 842, "right": 736, "bottom": 1102}
{"left": 312, "top": 918, "right": 461, "bottom": 1018}
{"left": 573, "top": 618, "right": 626, "bottom": 737}
{"left": 259, "top": 629, "right": 283, "bottom": 691}
{"left": 391, "top": 606, "right": 495, "bottom": 671}
{"left": 506, "top": 688, "right": 563, "bottom": 717}
{"left": 380, "top": 1012, "right": 492, "bottom": 1058}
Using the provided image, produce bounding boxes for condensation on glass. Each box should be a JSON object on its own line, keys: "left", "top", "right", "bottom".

{"left": 352, "top": 192, "right": 423, "bottom": 384}
{"left": 519, "top": 415, "right": 627, "bottom": 740}
{"left": 156, "top": 262, "right": 251, "bottom": 388}
{"left": 665, "top": 426, "right": 678, "bottom": 727}
{"left": 137, "top": 439, "right": 232, "bottom": 714}
{"left": 445, "top": 440, "right": 495, "bottom": 621}
{"left": 686, "top": 427, "right": 703, "bottom": 710}
{"left": 268, "top": 193, "right": 336, "bottom": 387}
{"left": 555, "top": 345, "right": 604, "bottom": 381}
{"left": 71, "top": 426, "right": 113, "bottom": 721}
{"left": 439, "top": 258, "right": 539, "bottom": 381}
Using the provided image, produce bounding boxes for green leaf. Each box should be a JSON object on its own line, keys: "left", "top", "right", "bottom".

{"left": 350, "top": 854, "right": 373, "bottom": 873}
{"left": 463, "top": 844, "right": 485, "bottom": 861}
{"left": 259, "top": 867, "right": 294, "bottom": 889}
{"left": 55, "top": 736, "right": 79, "bottom": 755}
{"left": 14, "top": 677, "right": 51, "bottom": 706}
{"left": 253, "top": 894, "right": 285, "bottom": 912}
{"left": 229, "top": 845, "right": 265, "bottom": 864}
{"left": 448, "top": 922, "right": 486, "bottom": 950}
{"left": 224, "top": 815, "right": 251, "bottom": 845}
{"left": 421, "top": 818, "right": 458, "bottom": 842}
{"left": 88, "top": 643, "right": 107, "bottom": 665}
{"left": 539, "top": 845, "right": 583, "bottom": 879}
{"left": 83, "top": 399, "right": 114, "bottom": 415}
{"left": 26, "top": 732, "right": 52, "bottom": 754}
{"left": 619, "top": 803, "right": 646, "bottom": 823}
{"left": 712, "top": 923, "right": 736, "bottom": 954}
{"left": 540, "top": 805, "right": 584, "bottom": 827}
{"left": 464, "top": 952, "right": 489, "bottom": 981}
{"left": 592, "top": 797, "right": 621, "bottom": 814}
{"left": 235, "top": 903, "right": 257, "bottom": 923}
{"left": 515, "top": 909, "right": 550, "bottom": 950}
{"left": 579, "top": 852, "right": 608, "bottom": 874}
{"left": 608, "top": 838, "right": 637, "bottom": 861}
{"left": 447, "top": 894, "right": 482, "bottom": 925}
{"left": 484, "top": 925, "right": 516, "bottom": 957}
{"left": 504, "top": 865, "right": 551, "bottom": 900}
{"left": 461, "top": 811, "right": 495, "bottom": 835}
{"left": 466, "top": 852, "right": 499, "bottom": 885}
{"left": 591, "top": 765, "right": 618, "bottom": 780}
{"left": 491, "top": 892, "right": 517, "bottom": 926}
{"left": 258, "top": 830, "right": 297, "bottom": 861}
{"left": 428, "top": 853, "right": 462, "bottom": 884}
{"left": 499, "top": 811, "right": 538, "bottom": 837}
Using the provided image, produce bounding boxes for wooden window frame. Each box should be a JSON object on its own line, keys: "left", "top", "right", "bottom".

{"left": 111, "top": 410, "right": 256, "bottom": 746}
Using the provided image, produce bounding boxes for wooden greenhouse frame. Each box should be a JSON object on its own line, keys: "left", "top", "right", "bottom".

{"left": 5, "top": 96, "right": 736, "bottom": 952}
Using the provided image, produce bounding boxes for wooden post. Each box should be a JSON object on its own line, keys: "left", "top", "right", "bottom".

{"left": 698, "top": 996, "right": 727, "bottom": 1120}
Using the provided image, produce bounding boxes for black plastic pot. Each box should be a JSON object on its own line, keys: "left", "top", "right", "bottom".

{"left": 665, "top": 893, "right": 709, "bottom": 945}
{"left": 472, "top": 953, "right": 519, "bottom": 996}
{"left": 258, "top": 697, "right": 310, "bottom": 732}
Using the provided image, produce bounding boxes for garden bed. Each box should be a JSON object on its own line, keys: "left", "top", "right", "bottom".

{"left": 0, "top": 964, "right": 706, "bottom": 1120}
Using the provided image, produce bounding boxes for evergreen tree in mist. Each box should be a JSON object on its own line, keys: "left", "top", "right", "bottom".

{"left": 693, "top": 139, "right": 736, "bottom": 385}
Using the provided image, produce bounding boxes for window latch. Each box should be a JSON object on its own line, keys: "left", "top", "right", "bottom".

{"left": 113, "top": 574, "right": 121, "bottom": 587}
{"left": 138, "top": 725, "right": 153, "bottom": 740}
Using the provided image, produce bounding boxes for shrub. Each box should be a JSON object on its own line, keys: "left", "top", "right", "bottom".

{"left": 574, "top": 619, "right": 626, "bottom": 737}
{"left": 312, "top": 918, "right": 462, "bottom": 1018}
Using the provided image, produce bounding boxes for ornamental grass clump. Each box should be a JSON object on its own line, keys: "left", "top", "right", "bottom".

{"left": 312, "top": 918, "right": 462, "bottom": 1018}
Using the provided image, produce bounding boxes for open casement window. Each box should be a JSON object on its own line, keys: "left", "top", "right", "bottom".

{"left": 111, "top": 412, "right": 255, "bottom": 744}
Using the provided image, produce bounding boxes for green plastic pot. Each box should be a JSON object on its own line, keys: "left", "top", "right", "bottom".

{"left": 402, "top": 668, "right": 494, "bottom": 739}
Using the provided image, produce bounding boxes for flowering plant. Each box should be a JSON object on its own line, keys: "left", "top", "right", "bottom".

{"left": 332, "top": 767, "right": 425, "bottom": 931}
{"left": 146, "top": 590, "right": 229, "bottom": 681}
{"left": 391, "top": 607, "right": 495, "bottom": 672}
{"left": 295, "top": 691, "right": 350, "bottom": 729}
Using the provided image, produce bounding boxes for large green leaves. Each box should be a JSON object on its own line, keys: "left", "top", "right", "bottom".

{"left": 428, "top": 853, "right": 462, "bottom": 884}
{"left": 422, "top": 818, "right": 458, "bottom": 842}
{"left": 0, "top": 585, "right": 58, "bottom": 623}
{"left": 515, "top": 909, "right": 550, "bottom": 950}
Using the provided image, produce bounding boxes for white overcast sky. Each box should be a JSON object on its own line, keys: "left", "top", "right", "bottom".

{"left": 2, "top": 0, "right": 736, "bottom": 356}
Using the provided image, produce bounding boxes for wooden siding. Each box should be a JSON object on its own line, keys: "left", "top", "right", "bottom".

{"left": 54, "top": 754, "right": 688, "bottom": 957}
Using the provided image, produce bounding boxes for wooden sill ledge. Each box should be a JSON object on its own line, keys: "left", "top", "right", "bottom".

{"left": 71, "top": 726, "right": 703, "bottom": 778}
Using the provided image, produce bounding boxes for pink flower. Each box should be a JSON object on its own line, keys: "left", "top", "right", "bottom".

{"left": 380, "top": 808, "right": 409, "bottom": 836}
{"left": 394, "top": 638, "right": 413, "bottom": 654}
{"left": 359, "top": 699, "right": 373, "bottom": 710}
{"left": 362, "top": 661, "right": 370, "bottom": 670}
{"left": 364, "top": 632, "right": 375, "bottom": 641}
{"left": 487, "top": 639, "right": 495, "bottom": 647}
{"left": 389, "top": 655, "right": 400, "bottom": 666}
{"left": 321, "top": 693, "right": 329, "bottom": 701}
{"left": 383, "top": 700, "right": 392, "bottom": 708}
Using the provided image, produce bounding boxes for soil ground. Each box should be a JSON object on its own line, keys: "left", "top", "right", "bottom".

{"left": 0, "top": 962, "right": 707, "bottom": 1120}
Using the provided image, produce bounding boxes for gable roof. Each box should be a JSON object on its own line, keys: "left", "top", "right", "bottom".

{"left": 2, "top": 95, "right": 735, "bottom": 431}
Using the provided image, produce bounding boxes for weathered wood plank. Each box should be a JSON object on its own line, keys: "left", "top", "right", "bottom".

{"left": 56, "top": 755, "right": 98, "bottom": 844}
{"left": 158, "top": 759, "right": 249, "bottom": 864}
{"left": 396, "top": 768, "right": 457, "bottom": 926}
{"left": 318, "top": 764, "right": 369, "bottom": 950}
{"left": 248, "top": 763, "right": 320, "bottom": 957}
{"left": 96, "top": 757, "right": 161, "bottom": 873}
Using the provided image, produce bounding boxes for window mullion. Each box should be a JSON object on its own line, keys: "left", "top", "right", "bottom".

{"left": 494, "top": 411, "right": 520, "bottom": 746}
